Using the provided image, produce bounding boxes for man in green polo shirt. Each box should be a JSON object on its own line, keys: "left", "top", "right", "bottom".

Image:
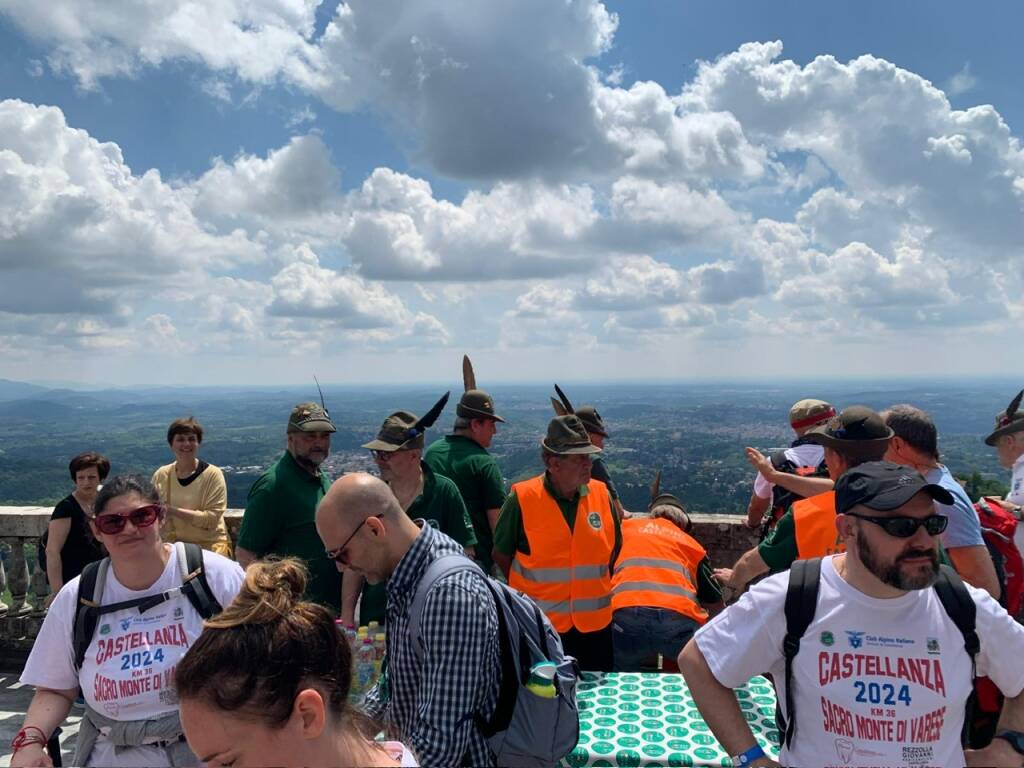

{"left": 424, "top": 372, "right": 506, "bottom": 575}
{"left": 236, "top": 402, "right": 341, "bottom": 612}
{"left": 340, "top": 397, "right": 477, "bottom": 625}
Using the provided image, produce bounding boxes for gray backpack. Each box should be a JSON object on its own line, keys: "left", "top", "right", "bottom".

{"left": 408, "top": 554, "right": 580, "bottom": 768}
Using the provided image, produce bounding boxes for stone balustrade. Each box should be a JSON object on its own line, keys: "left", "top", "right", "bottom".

{"left": 0, "top": 506, "right": 758, "bottom": 663}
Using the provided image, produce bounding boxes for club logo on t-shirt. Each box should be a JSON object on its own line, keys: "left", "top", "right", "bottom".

{"left": 834, "top": 737, "right": 854, "bottom": 764}
{"left": 821, "top": 631, "right": 835, "bottom": 646}
{"left": 120, "top": 618, "right": 132, "bottom": 632}
{"left": 99, "top": 624, "right": 111, "bottom": 636}
{"left": 927, "top": 637, "right": 940, "bottom": 654}
{"left": 846, "top": 630, "right": 865, "bottom": 649}
{"left": 587, "top": 512, "right": 602, "bottom": 530}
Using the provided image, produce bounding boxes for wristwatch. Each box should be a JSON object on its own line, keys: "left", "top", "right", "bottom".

{"left": 995, "top": 729, "right": 1024, "bottom": 755}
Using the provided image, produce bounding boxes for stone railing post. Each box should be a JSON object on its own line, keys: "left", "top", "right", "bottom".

{"left": 0, "top": 544, "right": 7, "bottom": 616}
{"left": 2, "top": 537, "right": 32, "bottom": 616}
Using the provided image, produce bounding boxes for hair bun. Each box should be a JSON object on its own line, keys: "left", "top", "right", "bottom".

{"left": 206, "top": 559, "right": 308, "bottom": 629}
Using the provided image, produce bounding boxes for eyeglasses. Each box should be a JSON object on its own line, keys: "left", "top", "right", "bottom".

{"left": 371, "top": 450, "right": 395, "bottom": 461}
{"left": 94, "top": 504, "right": 162, "bottom": 535}
{"left": 325, "top": 514, "right": 384, "bottom": 562}
{"left": 844, "top": 512, "right": 948, "bottom": 538}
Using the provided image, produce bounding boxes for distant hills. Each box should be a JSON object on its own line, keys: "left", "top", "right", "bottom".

{"left": 0, "top": 377, "right": 1017, "bottom": 512}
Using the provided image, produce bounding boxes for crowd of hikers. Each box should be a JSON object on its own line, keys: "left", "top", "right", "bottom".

{"left": 10, "top": 360, "right": 1024, "bottom": 767}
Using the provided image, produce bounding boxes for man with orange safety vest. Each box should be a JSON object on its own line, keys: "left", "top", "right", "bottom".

{"left": 493, "top": 414, "right": 621, "bottom": 671}
{"left": 715, "top": 406, "right": 893, "bottom": 601}
{"left": 611, "top": 476, "right": 723, "bottom": 672}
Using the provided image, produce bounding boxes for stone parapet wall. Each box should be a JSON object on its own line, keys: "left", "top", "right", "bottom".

{"left": 0, "top": 507, "right": 757, "bottom": 664}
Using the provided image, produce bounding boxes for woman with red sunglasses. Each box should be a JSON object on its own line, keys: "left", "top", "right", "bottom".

{"left": 12, "top": 475, "right": 244, "bottom": 768}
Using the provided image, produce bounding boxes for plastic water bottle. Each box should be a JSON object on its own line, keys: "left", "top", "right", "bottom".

{"left": 354, "top": 638, "right": 377, "bottom": 696}
{"left": 374, "top": 632, "right": 387, "bottom": 661}
{"left": 367, "top": 620, "right": 380, "bottom": 635}
{"left": 525, "top": 661, "right": 557, "bottom": 698}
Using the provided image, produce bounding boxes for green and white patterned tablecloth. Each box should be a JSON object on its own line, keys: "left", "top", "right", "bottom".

{"left": 562, "top": 672, "right": 780, "bottom": 768}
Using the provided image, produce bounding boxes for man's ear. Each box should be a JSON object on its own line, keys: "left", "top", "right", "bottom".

{"left": 835, "top": 513, "right": 856, "bottom": 540}
{"left": 365, "top": 515, "right": 386, "bottom": 538}
{"left": 292, "top": 689, "right": 327, "bottom": 740}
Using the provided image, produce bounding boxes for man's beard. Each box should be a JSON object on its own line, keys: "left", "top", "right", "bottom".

{"left": 293, "top": 451, "right": 325, "bottom": 473}
{"left": 856, "top": 528, "right": 939, "bottom": 591}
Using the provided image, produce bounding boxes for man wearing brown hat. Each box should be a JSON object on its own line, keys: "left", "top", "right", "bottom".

{"left": 424, "top": 360, "right": 507, "bottom": 576}
{"left": 744, "top": 398, "right": 836, "bottom": 537}
{"left": 552, "top": 386, "right": 627, "bottom": 520}
{"left": 237, "top": 402, "right": 341, "bottom": 611}
{"left": 493, "top": 415, "right": 622, "bottom": 671}
{"left": 341, "top": 397, "right": 477, "bottom": 626}
{"left": 611, "top": 474, "right": 722, "bottom": 671}
{"left": 985, "top": 389, "right": 1024, "bottom": 565}
{"left": 716, "top": 405, "right": 893, "bottom": 599}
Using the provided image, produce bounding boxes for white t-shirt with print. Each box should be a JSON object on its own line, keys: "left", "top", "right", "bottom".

{"left": 695, "top": 555, "right": 1024, "bottom": 768}
{"left": 22, "top": 545, "right": 244, "bottom": 767}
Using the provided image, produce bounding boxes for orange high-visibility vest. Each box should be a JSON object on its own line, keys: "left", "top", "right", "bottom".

{"left": 793, "top": 491, "right": 845, "bottom": 560}
{"left": 612, "top": 517, "right": 709, "bottom": 624}
{"left": 508, "top": 474, "right": 615, "bottom": 633}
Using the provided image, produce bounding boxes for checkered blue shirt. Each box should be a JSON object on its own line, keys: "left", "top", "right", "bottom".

{"left": 364, "top": 523, "right": 500, "bottom": 767}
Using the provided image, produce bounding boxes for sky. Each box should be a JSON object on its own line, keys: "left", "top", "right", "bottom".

{"left": 1, "top": 1, "right": 1022, "bottom": 387}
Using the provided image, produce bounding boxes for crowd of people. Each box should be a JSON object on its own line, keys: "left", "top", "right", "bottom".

{"left": 9, "top": 367, "right": 1024, "bottom": 768}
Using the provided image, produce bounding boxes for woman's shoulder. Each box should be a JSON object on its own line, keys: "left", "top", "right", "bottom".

{"left": 50, "top": 495, "right": 72, "bottom": 520}
{"left": 151, "top": 462, "right": 174, "bottom": 481}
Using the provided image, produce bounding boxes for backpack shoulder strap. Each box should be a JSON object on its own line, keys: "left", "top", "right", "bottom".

{"left": 933, "top": 564, "right": 978, "bottom": 748}
{"left": 408, "top": 554, "right": 482, "bottom": 658}
{"left": 73, "top": 557, "right": 111, "bottom": 671}
{"left": 176, "top": 542, "right": 222, "bottom": 620}
{"left": 779, "top": 557, "right": 822, "bottom": 749}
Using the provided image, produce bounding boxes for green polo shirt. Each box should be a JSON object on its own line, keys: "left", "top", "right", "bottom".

{"left": 359, "top": 462, "right": 477, "bottom": 624}
{"left": 424, "top": 434, "right": 506, "bottom": 572}
{"left": 493, "top": 473, "right": 622, "bottom": 570}
{"left": 758, "top": 509, "right": 799, "bottom": 573}
{"left": 238, "top": 451, "right": 339, "bottom": 612}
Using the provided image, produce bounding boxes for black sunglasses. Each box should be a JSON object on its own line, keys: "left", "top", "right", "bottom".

{"left": 844, "top": 512, "right": 948, "bottom": 538}
{"left": 325, "top": 513, "right": 384, "bottom": 562}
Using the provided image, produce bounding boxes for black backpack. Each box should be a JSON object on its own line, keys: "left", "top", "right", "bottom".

{"left": 762, "top": 449, "right": 830, "bottom": 541}
{"left": 778, "top": 558, "right": 979, "bottom": 751}
{"left": 72, "top": 542, "right": 222, "bottom": 671}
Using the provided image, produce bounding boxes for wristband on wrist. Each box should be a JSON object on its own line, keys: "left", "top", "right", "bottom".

{"left": 731, "top": 743, "right": 766, "bottom": 766}
{"left": 11, "top": 726, "right": 48, "bottom": 753}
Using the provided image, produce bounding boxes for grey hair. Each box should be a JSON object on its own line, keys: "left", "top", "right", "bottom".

{"left": 882, "top": 404, "right": 939, "bottom": 460}
{"left": 453, "top": 416, "right": 472, "bottom": 431}
{"left": 651, "top": 503, "right": 691, "bottom": 533}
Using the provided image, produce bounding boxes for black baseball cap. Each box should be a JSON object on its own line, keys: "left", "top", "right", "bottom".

{"left": 835, "top": 461, "right": 954, "bottom": 515}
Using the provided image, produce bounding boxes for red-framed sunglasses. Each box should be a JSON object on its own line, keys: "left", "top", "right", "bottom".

{"left": 94, "top": 504, "right": 162, "bottom": 535}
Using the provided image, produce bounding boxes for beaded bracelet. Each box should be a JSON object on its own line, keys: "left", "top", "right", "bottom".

{"left": 11, "top": 726, "right": 48, "bottom": 753}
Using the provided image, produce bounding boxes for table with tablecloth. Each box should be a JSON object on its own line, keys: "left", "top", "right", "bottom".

{"left": 561, "top": 672, "right": 780, "bottom": 768}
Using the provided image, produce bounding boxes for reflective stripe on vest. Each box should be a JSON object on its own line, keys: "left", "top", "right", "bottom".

{"left": 508, "top": 474, "right": 615, "bottom": 633}
{"left": 793, "top": 490, "right": 845, "bottom": 561}
{"left": 611, "top": 517, "right": 708, "bottom": 623}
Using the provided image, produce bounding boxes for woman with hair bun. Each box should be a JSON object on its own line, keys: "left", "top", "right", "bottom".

{"left": 176, "top": 559, "right": 417, "bottom": 768}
